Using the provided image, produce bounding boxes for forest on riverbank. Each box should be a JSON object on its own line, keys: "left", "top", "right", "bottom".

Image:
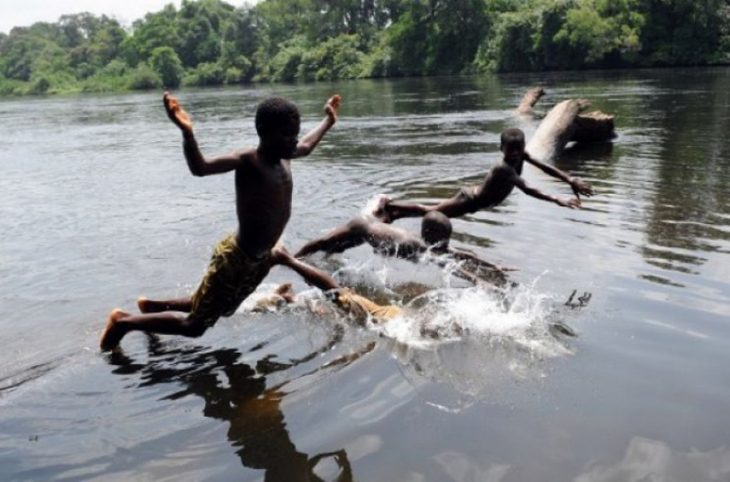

{"left": 1, "top": 0, "right": 729, "bottom": 95}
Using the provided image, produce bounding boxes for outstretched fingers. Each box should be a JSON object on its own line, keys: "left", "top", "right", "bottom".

{"left": 567, "top": 197, "right": 582, "bottom": 209}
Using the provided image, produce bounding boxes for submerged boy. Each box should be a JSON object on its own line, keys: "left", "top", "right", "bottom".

{"left": 384, "top": 128, "right": 591, "bottom": 220}
{"left": 272, "top": 246, "right": 402, "bottom": 326}
{"left": 99, "top": 92, "right": 341, "bottom": 351}
{"left": 267, "top": 247, "right": 575, "bottom": 340}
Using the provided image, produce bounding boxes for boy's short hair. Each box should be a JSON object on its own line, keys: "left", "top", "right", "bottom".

{"left": 421, "top": 211, "right": 452, "bottom": 247}
{"left": 255, "top": 97, "right": 300, "bottom": 137}
{"left": 500, "top": 128, "right": 525, "bottom": 150}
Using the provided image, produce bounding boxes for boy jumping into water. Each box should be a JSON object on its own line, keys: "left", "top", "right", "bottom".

{"left": 384, "top": 128, "right": 592, "bottom": 221}
{"left": 99, "top": 92, "right": 341, "bottom": 351}
{"left": 295, "top": 205, "right": 509, "bottom": 285}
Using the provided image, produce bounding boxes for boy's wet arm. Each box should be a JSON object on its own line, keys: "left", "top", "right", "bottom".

{"left": 182, "top": 131, "right": 249, "bottom": 176}
{"left": 293, "top": 116, "right": 335, "bottom": 158}
{"left": 276, "top": 251, "right": 340, "bottom": 291}
{"left": 512, "top": 172, "right": 573, "bottom": 207}
{"left": 293, "top": 95, "right": 340, "bottom": 158}
{"left": 524, "top": 153, "right": 593, "bottom": 197}
{"left": 524, "top": 153, "right": 576, "bottom": 184}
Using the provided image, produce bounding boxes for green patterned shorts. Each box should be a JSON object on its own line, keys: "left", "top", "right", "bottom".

{"left": 190, "top": 234, "right": 272, "bottom": 327}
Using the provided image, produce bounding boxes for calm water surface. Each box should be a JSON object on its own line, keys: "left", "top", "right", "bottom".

{"left": 1, "top": 69, "right": 729, "bottom": 481}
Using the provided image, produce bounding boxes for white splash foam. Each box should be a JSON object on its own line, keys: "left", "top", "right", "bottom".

{"left": 375, "top": 277, "right": 568, "bottom": 358}
{"left": 360, "top": 193, "right": 391, "bottom": 218}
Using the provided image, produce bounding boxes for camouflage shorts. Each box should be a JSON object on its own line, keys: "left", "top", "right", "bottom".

{"left": 190, "top": 234, "right": 271, "bottom": 327}
{"left": 333, "top": 289, "right": 402, "bottom": 325}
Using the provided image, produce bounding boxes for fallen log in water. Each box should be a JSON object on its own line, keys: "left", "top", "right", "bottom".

{"left": 516, "top": 87, "right": 545, "bottom": 115}
{"left": 522, "top": 88, "right": 615, "bottom": 162}
{"left": 572, "top": 110, "right": 616, "bottom": 144}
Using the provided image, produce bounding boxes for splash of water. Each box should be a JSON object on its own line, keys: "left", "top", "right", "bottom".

{"left": 376, "top": 279, "right": 569, "bottom": 357}
{"left": 360, "top": 193, "right": 391, "bottom": 218}
{"left": 241, "top": 261, "right": 577, "bottom": 409}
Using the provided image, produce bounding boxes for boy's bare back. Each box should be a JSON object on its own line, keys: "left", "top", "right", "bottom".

{"left": 234, "top": 150, "right": 294, "bottom": 258}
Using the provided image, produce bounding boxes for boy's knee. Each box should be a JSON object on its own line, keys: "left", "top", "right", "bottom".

{"left": 182, "top": 319, "right": 210, "bottom": 338}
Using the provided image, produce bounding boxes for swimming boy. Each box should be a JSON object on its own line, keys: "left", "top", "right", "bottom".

{"left": 384, "top": 128, "right": 591, "bottom": 221}
{"left": 99, "top": 92, "right": 341, "bottom": 351}
{"left": 270, "top": 248, "right": 575, "bottom": 339}
{"left": 295, "top": 206, "right": 508, "bottom": 285}
{"left": 272, "top": 246, "right": 402, "bottom": 325}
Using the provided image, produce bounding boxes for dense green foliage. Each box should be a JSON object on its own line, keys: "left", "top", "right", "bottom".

{"left": 1, "top": 0, "right": 729, "bottom": 95}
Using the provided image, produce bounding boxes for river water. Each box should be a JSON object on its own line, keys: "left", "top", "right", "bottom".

{"left": 1, "top": 68, "right": 729, "bottom": 481}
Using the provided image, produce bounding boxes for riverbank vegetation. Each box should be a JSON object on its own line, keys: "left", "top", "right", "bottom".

{"left": 1, "top": 0, "right": 729, "bottom": 95}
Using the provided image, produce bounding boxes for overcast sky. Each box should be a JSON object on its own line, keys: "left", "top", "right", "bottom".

{"left": 0, "top": 0, "right": 256, "bottom": 34}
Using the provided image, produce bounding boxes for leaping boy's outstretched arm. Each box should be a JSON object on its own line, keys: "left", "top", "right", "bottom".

{"left": 163, "top": 92, "right": 249, "bottom": 176}
{"left": 511, "top": 172, "right": 581, "bottom": 209}
{"left": 272, "top": 245, "right": 340, "bottom": 291}
{"left": 523, "top": 152, "right": 593, "bottom": 197}
{"left": 293, "top": 95, "right": 341, "bottom": 158}
{"left": 294, "top": 219, "right": 368, "bottom": 258}
{"left": 382, "top": 200, "right": 433, "bottom": 221}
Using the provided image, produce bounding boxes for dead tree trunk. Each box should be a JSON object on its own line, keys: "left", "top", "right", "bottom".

{"left": 572, "top": 110, "right": 615, "bottom": 144}
{"left": 521, "top": 88, "right": 615, "bottom": 162}
{"left": 516, "top": 87, "right": 545, "bottom": 115}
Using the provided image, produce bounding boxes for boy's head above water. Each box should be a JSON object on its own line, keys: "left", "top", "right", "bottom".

{"left": 500, "top": 127, "right": 526, "bottom": 165}
{"left": 255, "top": 97, "right": 301, "bottom": 159}
{"left": 421, "top": 211, "right": 452, "bottom": 251}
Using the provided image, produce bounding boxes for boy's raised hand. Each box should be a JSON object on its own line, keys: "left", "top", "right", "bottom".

{"left": 163, "top": 92, "right": 193, "bottom": 134}
{"left": 325, "top": 94, "right": 342, "bottom": 123}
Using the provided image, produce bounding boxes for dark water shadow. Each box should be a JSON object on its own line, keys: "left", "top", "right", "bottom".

{"left": 556, "top": 141, "right": 615, "bottom": 170}
{"left": 15, "top": 330, "right": 376, "bottom": 482}
{"left": 115, "top": 333, "right": 375, "bottom": 481}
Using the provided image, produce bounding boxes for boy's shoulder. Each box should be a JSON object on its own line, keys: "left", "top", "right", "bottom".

{"left": 490, "top": 162, "right": 517, "bottom": 178}
{"left": 232, "top": 146, "right": 259, "bottom": 169}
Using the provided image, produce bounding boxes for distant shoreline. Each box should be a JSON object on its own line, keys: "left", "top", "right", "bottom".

{"left": 2, "top": 1, "right": 729, "bottom": 97}
{"left": 3, "top": 64, "right": 730, "bottom": 100}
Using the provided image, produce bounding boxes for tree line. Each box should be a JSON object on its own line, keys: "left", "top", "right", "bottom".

{"left": 1, "top": 0, "right": 729, "bottom": 95}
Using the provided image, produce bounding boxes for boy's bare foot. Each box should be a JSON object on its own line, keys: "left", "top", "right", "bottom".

{"left": 100, "top": 309, "right": 130, "bottom": 351}
{"left": 137, "top": 297, "right": 152, "bottom": 313}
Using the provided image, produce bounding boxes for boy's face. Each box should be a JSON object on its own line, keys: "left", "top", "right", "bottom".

{"left": 501, "top": 142, "right": 525, "bottom": 165}
{"left": 261, "top": 122, "right": 300, "bottom": 159}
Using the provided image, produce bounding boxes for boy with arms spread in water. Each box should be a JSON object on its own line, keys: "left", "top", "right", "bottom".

{"left": 99, "top": 93, "right": 341, "bottom": 351}
{"left": 295, "top": 207, "right": 509, "bottom": 286}
{"left": 384, "top": 128, "right": 592, "bottom": 221}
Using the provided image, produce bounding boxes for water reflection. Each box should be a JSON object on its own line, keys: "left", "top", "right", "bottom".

{"left": 106, "top": 332, "right": 375, "bottom": 482}
{"left": 639, "top": 70, "right": 730, "bottom": 281}
{"left": 575, "top": 436, "right": 730, "bottom": 482}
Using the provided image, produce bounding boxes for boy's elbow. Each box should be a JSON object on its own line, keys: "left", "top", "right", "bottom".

{"left": 296, "top": 144, "right": 313, "bottom": 157}
{"left": 190, "top": 160, "right": 216, "bottom": 177}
